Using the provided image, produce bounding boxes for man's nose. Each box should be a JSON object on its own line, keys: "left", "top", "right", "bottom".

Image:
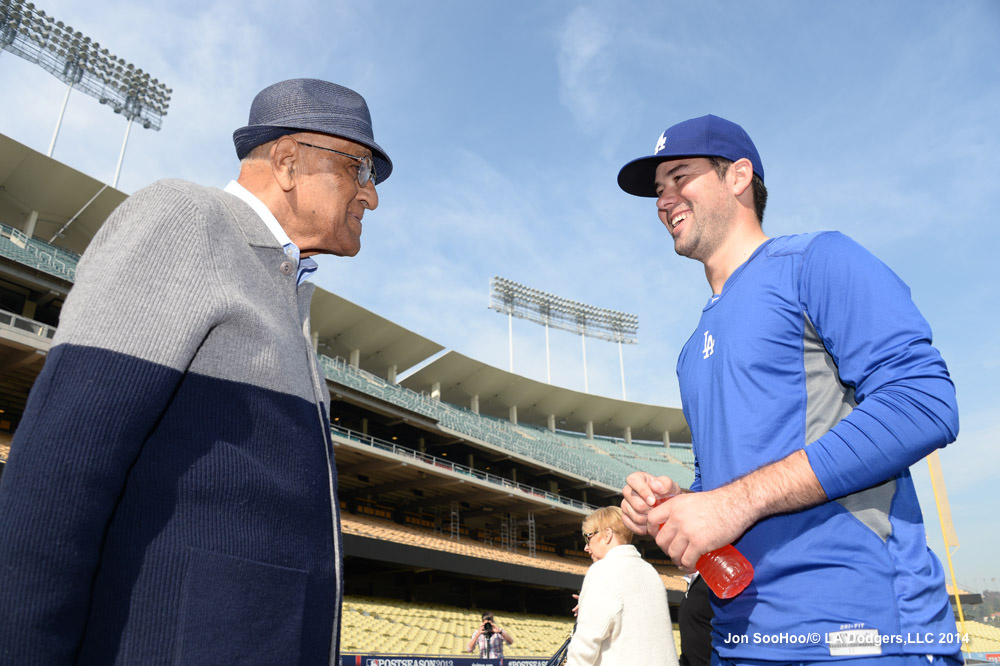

{"left": 359, "top": 181, "right": 379, "bottom": 210}
{"left": 656, "top": 189, "right": 677, "bottom": 212}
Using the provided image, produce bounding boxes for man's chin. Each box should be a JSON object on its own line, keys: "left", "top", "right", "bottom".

{"left": 672, "top": 239, "right": 694, "bottom": 259}
{"left": 325, "top": 242, "right": 361, "bottom": 258}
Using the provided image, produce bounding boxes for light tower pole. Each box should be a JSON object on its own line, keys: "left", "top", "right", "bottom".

{"left": 489, "top": 276, "right": 638, "bottom": 397}
{"left": 0, "top": 0, "right": 172, "bottom": 190}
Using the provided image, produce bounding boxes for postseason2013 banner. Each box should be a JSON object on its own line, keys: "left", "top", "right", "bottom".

{"left": 341, "top": 656, "right": 550, "bottom": 666}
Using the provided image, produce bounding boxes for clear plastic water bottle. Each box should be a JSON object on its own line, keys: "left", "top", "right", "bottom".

{"left": 654, "top": 498, "right": 754, "bottom": 599}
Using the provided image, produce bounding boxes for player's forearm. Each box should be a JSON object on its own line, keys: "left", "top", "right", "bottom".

{"left": 715, "top": 449, "right": 827, "bottom": 532}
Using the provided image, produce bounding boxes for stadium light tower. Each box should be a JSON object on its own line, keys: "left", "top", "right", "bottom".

{"left": 489, "top": 276, "right": 639, "bottom": 398}
{"left": 0, "top": 0, "right": 172, "bottom": 187}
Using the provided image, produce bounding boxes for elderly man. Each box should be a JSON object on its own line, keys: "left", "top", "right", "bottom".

{"left": 618, "top": 115, "right": 960, "bottom": 666}
{"left": 568, "top": 506, "right": 679, "bottom": 666}
{"left": 0, "top": 79, "right": 390, "bottom": 664}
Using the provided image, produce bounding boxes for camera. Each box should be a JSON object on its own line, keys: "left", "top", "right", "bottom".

{"left": 483, "top": 621, "right": 493, "bottom": 633}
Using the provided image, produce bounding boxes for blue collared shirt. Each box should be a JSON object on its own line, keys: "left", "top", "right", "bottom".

{"left": 223, "top": 180, "right": 318, "bottom": 286}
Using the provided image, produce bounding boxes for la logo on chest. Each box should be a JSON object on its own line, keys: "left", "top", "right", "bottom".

{"left": 702, "top": 331, "right": 715, "bottom": 359}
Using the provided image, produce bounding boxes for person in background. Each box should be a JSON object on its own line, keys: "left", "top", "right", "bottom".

{"left": 678, "top": 573, "right": 713, "bottom": 666}
{"left": 567, "top": 506, "right": 679, "bottom": 666}
{"left": 467, "top": 611, "right": 513, "bottom": 658}
{"left": 618, "top": 114, "right": 960, "bottom": 666}
{"left": 0, "top": 78, "right": 391, "bottom": 664}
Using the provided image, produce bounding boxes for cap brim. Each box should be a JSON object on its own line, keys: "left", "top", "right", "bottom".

{"left": 617, "top": 155, "right": 669, "bottom": 198}
{"left": 618, "top": 152, "right": 719, "bottom": 198}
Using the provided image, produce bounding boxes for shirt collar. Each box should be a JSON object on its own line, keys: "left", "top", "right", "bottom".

{"left": 603, "top": 543, "right": 640, "bottom": 560}
{"left": 224, "top": 180, "right": 318, "bottom": 285}
{"left": 224, "top": 180, "right": 293, "bottom": 247}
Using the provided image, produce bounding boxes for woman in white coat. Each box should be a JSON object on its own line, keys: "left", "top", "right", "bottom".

{"left": 567, "top": 506, "right": 680, "bottom": 666}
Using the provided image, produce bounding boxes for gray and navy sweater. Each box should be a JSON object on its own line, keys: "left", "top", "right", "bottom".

{"left": 0, "top": 179, "right": 342, "bottom": 665}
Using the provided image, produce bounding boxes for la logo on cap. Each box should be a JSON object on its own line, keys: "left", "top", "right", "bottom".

{"left": 655, "top": 132, "right": 667, "bottom": 154}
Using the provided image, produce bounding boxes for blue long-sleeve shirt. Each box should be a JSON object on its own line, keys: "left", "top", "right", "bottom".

{"left": 679, "top": 232, "right": 959, "bottom": 662}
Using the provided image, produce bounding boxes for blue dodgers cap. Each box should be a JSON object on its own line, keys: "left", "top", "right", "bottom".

{"left": 617, "top": 114, "right": 763, "bottom": 197}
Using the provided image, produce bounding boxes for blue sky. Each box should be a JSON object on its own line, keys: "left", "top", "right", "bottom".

{"left": 1, "top": 1, "right": 997, "bottom": 592}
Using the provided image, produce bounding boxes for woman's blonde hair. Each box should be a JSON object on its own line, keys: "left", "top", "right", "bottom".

{"left": 582, "top": 506, "right": 632, "bottom": 544}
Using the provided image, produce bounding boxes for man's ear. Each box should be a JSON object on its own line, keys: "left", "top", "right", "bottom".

{"left": 731, "top": 157, "right": 754, "bottom": 198}
{"left": 271, "top": 136, "right": 299, "bottom": 193}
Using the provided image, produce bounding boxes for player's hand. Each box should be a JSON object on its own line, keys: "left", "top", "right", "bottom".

{"left": 571, "top": 593, "right": 579, "bottom": 616}
{"left": 648, "top": 488, "right": 748, "bottom": 570}
{"left": 620, "top": 472, "right": 681, "bottom": 535}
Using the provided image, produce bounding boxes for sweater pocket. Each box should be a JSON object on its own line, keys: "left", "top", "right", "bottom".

{"left": 175, "top": 547, "right": 308, "bottom": 665}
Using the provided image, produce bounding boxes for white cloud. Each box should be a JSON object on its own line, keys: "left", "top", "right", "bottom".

{"left": 556, "top": 6, "right": 610, "bottom": 135}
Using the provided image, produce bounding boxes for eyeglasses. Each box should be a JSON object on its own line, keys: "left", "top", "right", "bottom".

{"left": 294, "top": 141, "right": 377, "bottom": 186}
{"left": 582, "top": 530, "right": 599, "bottom": 543}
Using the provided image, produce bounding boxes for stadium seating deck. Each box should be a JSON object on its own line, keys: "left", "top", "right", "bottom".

{"left": 340, "top": 596, "right": 998, "bottom": 658}
{"left": 341, "top": 595, "right": 684, "bottom": 657}
{"left": 0, "top": 221, "right": 79, "bottom": 283}
{"left": 331, "top": 423, "right": 595, "bottom": 513}
{"left": 0, "top": 308, "right": 57, "bottom": 344}
{"left": 341, "top": 512, "right": 687, "bottom": 591}
{"left": 963, "top": 620, "right": 1000, "bottom": 652}
{"left": 321, "top": 354, "right": 697, "bottom": 490}
{"left": 341, "top": 595, "right": 574, "bottom": 655}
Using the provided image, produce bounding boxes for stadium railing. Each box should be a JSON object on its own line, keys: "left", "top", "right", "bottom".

{"left": 319, "top": 354, "right": 697, "bottom": 489}
{"left": 0, "top": 222, "right": 80, "bottom": 283}
{"left": 0, "top": 308, "right": 57, "bottom": 342}
{"left": 330, "top": 422, "right": 595, "bottom": 513}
